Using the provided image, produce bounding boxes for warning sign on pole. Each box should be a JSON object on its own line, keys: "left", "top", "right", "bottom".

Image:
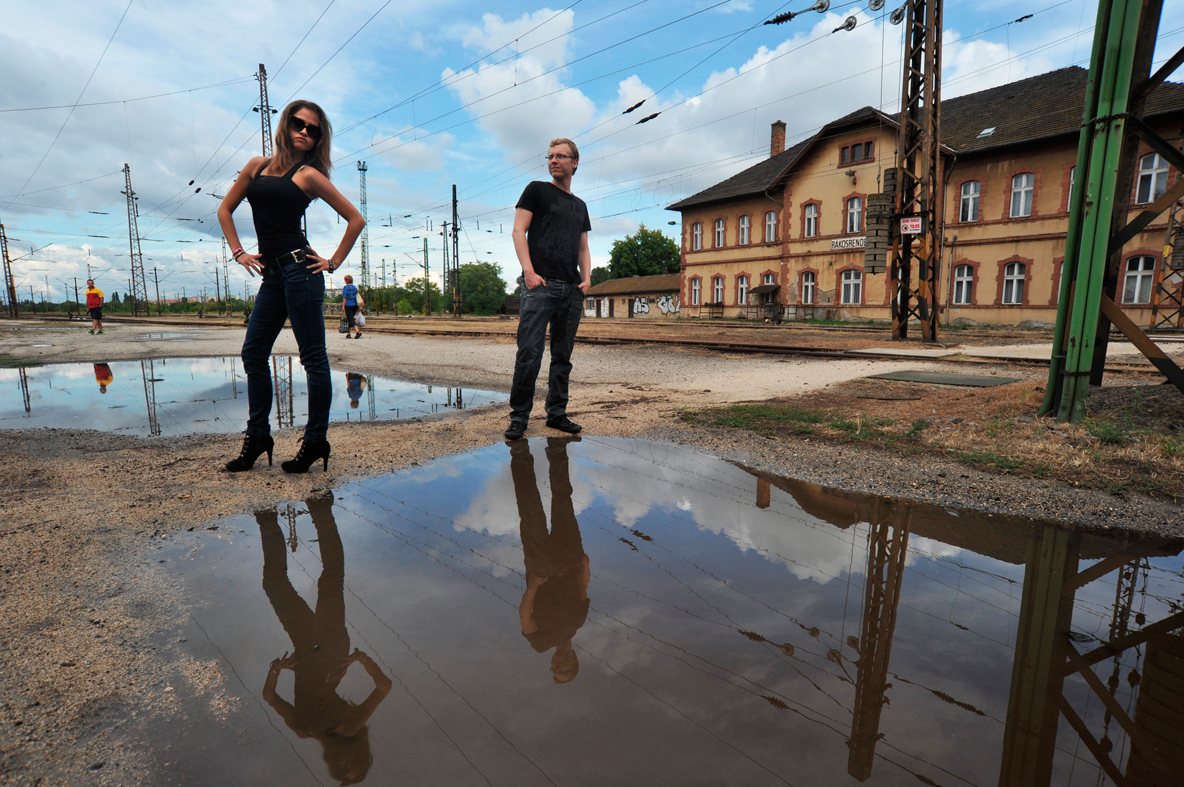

{"left": 900, "top": 216, "right": 923, "bottom": 234}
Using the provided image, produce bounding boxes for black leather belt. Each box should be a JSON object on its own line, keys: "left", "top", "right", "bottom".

{"left": 260, "top": 248, "right": 307, "bottom": 267}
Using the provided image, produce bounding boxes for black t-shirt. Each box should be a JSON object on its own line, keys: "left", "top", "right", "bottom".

{"left": 516, "top": 181, "right": 591, "bottom": 283}
{"left": 523, "top": 571, "right": 590, "bottom": 653}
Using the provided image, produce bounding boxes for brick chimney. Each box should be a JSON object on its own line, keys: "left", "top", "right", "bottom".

{"left": 770, "top": 120, "right": 786, "bottom": 158}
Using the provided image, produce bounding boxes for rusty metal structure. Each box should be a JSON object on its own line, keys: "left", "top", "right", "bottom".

{"left": 1, "top": 224, "right": 17, "bottom": 318}
{"left": 1149, "top": 195, "right": 1184, "bottom": 329}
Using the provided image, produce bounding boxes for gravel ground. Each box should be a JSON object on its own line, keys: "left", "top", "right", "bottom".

{"left": 1, "top": 319, "right": 1180, "bottom": 785}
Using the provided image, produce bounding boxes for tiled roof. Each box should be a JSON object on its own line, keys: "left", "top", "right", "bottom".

{"left": 588, "top": 273, "right": 681, "bottom": 295}
{"left": 668, "top": 67, "right": 1184, "bottom": 211}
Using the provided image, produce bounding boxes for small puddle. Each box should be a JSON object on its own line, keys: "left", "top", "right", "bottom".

{"left": 1, "top": 356, "right": 506, "bottom": 436}
{"left": 154, "top": 438, "right": 1184, "bottom": 786}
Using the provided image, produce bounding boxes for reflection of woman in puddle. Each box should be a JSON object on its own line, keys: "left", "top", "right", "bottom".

{"left": 93, "top": 363, "right": 113, "bottom": 394}
{"left": 511, "top": 438, "right": 590, "bottom": 683}
{"left": 258, "top": 494, "right": 392, "bottom": 784}
{"left": 345, "top": 372, "right": 366, "bottom": 411}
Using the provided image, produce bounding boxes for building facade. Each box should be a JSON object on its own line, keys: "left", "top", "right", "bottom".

{"left": 585, "top": 273, "right": 681, "bottom": 319}
{"left": 668, "top": 67, "right": 1184, "bottom": 325}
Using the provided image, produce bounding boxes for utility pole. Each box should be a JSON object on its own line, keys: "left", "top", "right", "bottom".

{"left": 1, "top": 224, "right": 17, "bottom": 318}
{"left": 152, "top": 268, "right": 161, "bottom": 315}
{"left": 213, "top": 265, "right": 222, "bottom": 315}
{"left": 357, "top": 161, "right": 369, "bottom": 301}
{"left": 423, "top": 236, "right": 431, "bottom": 315}
{"left": 73, "top": 277, "right": 80, "bottom": 320}
{"left": 451, "top": 184, "right": 462, "bottom": 316}
{"left": 122, "top": 163, "right": 149, "bottom": 316}
{"left": 441, "top": 221, "right": 449, "bottom": 316}
{"left": 255, "top": 64, "right": 275, "bottom": 157}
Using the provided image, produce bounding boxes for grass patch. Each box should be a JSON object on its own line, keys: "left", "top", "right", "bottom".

{"left": 1086, "top": 418, "right": 1132, "bottom": 445}
{"left": 962, "top": 450, "right": 1025, "bottom": 471}
{"left": 904, "top": 420, "right": 930, "bottom": 440}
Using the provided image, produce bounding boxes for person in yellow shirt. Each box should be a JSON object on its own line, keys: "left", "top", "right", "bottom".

{"left": 93, "top": 363, "right": 113, "bottom": 394}
{"left": 85, "top": 280, "right": 104, "bottom": 335}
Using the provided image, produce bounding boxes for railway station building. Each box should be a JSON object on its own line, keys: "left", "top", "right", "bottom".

{"left": 667, "top": 67, "right": 1184, "bottom": 325}
{"left": 585, "top": 272, "right": 682, "bottom": 319}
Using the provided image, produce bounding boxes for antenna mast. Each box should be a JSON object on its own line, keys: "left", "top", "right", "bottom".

{"left": 256, "top": 64, "right": 274, "bottom": 157}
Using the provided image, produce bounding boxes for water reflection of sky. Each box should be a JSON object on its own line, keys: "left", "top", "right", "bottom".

{"left": 0, "top": 357, "right": 507, "bottom": 437}
{"left": 158, "top": 438, "right": 1184, "bottom": 786}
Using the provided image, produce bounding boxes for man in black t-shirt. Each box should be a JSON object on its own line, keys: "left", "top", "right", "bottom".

{"left": 505, "top": 137, "right": 592, "bottom": 441}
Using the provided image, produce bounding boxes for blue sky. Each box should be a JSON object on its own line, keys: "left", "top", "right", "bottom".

{"left": 2, "top": 0, "right": 1182, "bottom": 302}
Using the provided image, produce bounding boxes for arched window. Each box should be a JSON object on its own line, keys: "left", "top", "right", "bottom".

{"left": 846, "top": 197, "right": 863, "bottom": 234}
{"left": 691, "top": 278, "right": 701, "bottom": 306}
{"left": 737, "top": 275, "right": 749, "bottom": 305}
{"left": 1010, "top": 173, "right": 1034, "bottom": 218}
{"left": 714, "top": 219, "right": 725, "bottom": 248}
{"left": 739, "top": 215, "right": 751, "bottom": 245}
{"left": 1123, "top": 256, "right": 1155, "bottom": 304}
{"left": 765, "top": 211, "right": 777, "bottom": 242}
{"left": 1137, "top": 153, "right": 1169, "bottom": 204}
{"left": 762, "top": 273, "right": 776, "bottom": 304}
{"left": 1002, "top": 261, "right": 1026, "bottom": 304}
{"left": 712, "top": 276, "right": 724, "bottom": 304}
{"left": 691, "top": 222, "right": 702, "bottom": 250}
{"left": 952, "top": 264, "right": 974, "bottom": 305}
{"left": 801, "top": 271, "right": 816, "bottom": 305}
{"left": 960, "top": 181, "right": 980, "bottom": 222}
{"left": 804, "top": 204, "right": 818, "bottom": 238}
{"left": 841, "top": 270, "right": 862, "bottom": 305}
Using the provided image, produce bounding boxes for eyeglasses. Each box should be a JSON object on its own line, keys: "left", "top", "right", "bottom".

{"left": 289, "top": 116, "right": 323, "bottom": 141}
{"left": 544, "top": 153, "right": 574, "bottom": 162}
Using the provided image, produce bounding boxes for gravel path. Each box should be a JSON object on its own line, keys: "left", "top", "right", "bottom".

{"left": 1, "top": 320, "right": 1180, "bottom": 785}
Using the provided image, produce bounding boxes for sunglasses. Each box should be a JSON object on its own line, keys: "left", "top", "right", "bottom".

{"left": 288, "top": 116, "right": 323, "bottom": 141}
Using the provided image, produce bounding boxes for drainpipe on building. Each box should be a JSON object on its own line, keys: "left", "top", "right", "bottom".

{"left": 945, "top": 235, "right": 957, "bottom": 326}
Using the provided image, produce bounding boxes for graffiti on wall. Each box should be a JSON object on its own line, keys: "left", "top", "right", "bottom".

{"left": 633, "top": 297, "right": 650, "bottom": 315}
{"left": 656, "top": 294, "right": 680, "bottom": 315}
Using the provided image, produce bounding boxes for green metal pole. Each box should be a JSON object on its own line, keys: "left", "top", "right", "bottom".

{"left": 1039, "top": 0, "right": 1114, "bottom": 417}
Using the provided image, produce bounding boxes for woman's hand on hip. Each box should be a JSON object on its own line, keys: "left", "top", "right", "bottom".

{"left": 305, "top": 251, "right": 334, "bottom": 274}
{"left": 237, "top": 253, "right": 263, "bottom": 277}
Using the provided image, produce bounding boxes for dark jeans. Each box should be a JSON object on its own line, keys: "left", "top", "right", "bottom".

{"left": 510, "top": 280, "right": 583, "bottom": 424}
{"left": 344, "top": 304, "right": 357, "bottom": 328}
{"left": 241, "top": 257, "right": 331, "bottom": 442}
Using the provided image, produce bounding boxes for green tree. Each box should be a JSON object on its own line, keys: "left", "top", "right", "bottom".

{"left": 451, "top": 262, "right": 505, "bottom": 315}
{"left": 400, "top": 278, "right": 445, "bottom": 314}
{"left": 606, "top": 224, "right": 680, "bottom": 280}
{"left": 590, "top": 266, "right": 611, "bottom": 287}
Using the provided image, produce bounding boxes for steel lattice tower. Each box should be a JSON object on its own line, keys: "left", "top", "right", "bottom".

{"left": 1149, "top": 197, "right": 1184, "bottom": 329}
{"left": 257, "top": 64, "right": 274, "bottom": 157}
{"left": 357, "top": 161, "right": 369, "bottom": 293}
{"left": 123, "top": 164, "right": 149, "bottom": 316}
{"left": 140, "top": 360, "right": 161, "bottom": 437}
{"left": 272, "top": 356, "right": 294, "bottom": 429}
{"left": 889, "top": 0, "right": 943, "bottom": 342}
{"left": 1, "top": 224, "right": 18, "bottom": 318}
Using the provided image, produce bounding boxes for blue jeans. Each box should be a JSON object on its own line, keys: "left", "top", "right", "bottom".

{"left": 241, "top": 258, "right": 331, "bottom": 442}
{"left": 510, "top": 280, "right": 583, "bottom": 423}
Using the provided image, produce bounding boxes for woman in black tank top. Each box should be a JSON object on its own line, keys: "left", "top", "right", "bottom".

{"left": 217, "top": 100, "right": 365, "bottom": 474}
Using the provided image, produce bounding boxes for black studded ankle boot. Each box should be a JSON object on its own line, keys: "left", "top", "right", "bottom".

{"left": 224, "top": 434, "right": 274, "bottom": 472}
{"left": 281, "top": 438, "right": 331, "bottom": 474}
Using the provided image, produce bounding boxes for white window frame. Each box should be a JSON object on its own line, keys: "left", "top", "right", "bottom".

{"left": 1067, "top": 166, "right": 1075, "bottom": 209}
{"left": 765, "top": 210, "right": 777, "bottom": 243}
{"left": 846, "top": 197, "right": 862, "bottom": 234}
{"left": 1002, "top": 261, "right": 1026, "bottom": 305}
{"left": 960, "top": 181, "right": 980, "bottom": 223}
{"left": 762, "top": 273, "right": 776, "bottom": 304}
{"left": 737, "top": 275, "right": 749, "bottom": 306}
{"left": 712, "top": 276, "right": 723, "bottom": 304}
{"left": 804, "top": 204, "right": 818, "bottom": 238}
{"left": 714, "top": 218, "right": 725, "bottom": 248}
{"left": 691, "top": 278, "right": 701, "bottom": 306}
{"left": 1010, "top": 173, "right": 1034, "bottom": 218}
{"left": 1123, "top": 256, "right": 1155, "bottom": 304}
{"left": 841, "top": 269, "right": 862, "bottom": 305}
{"left": 952, "top": 264, "right": 974, "bottom": 305}
{"left": 739, "top": 215, "right": 750, "bottom": 245}
{"left": 691, "top": 222, "right": 702, "bottom": 251}
{"left": 1136, "top": 153, "right": 1168, "bottom": 205}
{"left": 801, "top": 271, "right": 816, "bottom": 305}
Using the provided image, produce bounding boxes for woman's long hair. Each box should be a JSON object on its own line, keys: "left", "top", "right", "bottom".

{"left": 274, "top": 100, "right": 333, "bottom": 178}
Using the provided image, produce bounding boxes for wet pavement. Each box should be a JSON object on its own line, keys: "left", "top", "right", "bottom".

{"left": 1, "top": 357, "right": 506, "bottom": 436}
{"left": 156, "top": 438, "right": 1184, "bottom": 786}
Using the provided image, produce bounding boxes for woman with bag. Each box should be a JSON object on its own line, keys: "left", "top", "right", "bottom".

{"left": 341, "top": 275, "right": 361, "bottom": 339}
{"left": 217, "top": 99, "right": 365, "bottom": 474}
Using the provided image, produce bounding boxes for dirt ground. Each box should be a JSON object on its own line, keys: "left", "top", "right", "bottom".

{"left": 1, "top": 316, "right": 1182, "bottom": 785}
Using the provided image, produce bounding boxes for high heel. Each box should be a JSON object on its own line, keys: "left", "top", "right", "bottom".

{"left": 281, "top": 438, "right": 331, "bottom": 474}
{"left": 225, "top": 434, "right": 274, "bottom": 472}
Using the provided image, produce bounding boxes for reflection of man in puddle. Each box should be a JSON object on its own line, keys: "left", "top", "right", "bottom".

{"left": 93, "top": 363, "right": 113, "bottom": 394}
{"left": 258, "top": 494, "right": 392, "bottom": 784}
{"left": 345, "top": 372, "right": 366, "bottom": 411}
{"left": 511, "top": 437, "right": 590, "bottom": 683}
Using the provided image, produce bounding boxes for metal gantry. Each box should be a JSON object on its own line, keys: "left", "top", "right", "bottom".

{"left": 1041, "top": 0, "right": 1184, "bottom": 422}
{"left": 888, "top": 0, "right": 943, "bottom": 342}
{"left": 140, "top": 360, "right": 161, "bottom": 437}
{"left": 256, "top": 64, "right": 274, "bottom": 157}
{"left": 357, "top": 161, "right": 369, "bottom": 298}
{"left": 272, "top": 356, "right": 294, "bottom": 430}
{"left": 122, "top": 164, "right": 149, "bottom": 317}
{"left": 1149, "top": 194, "right": 1184, "bottom": 329}
{"left": 1, "top": 223, "right": 17, "bottom": 318}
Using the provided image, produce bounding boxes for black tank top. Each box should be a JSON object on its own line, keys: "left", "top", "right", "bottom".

{"left": 245, "top": 159, "right": 313, "bottom": 258}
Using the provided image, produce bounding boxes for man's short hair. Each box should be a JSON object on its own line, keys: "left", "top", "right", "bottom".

{"left": 549, "top": 138, "right": 579, "bottom": 161}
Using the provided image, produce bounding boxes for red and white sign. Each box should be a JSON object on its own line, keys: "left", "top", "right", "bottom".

{"left": 900, "top": 216, "right": 923, "bottom": 234}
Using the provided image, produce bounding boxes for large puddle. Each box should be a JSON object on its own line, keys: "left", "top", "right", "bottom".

{"left": 1, "top": 357, "right": 506, "bottom": 436}
{"left": 157, "top": 438, "right": 1184, "bottom": 786}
